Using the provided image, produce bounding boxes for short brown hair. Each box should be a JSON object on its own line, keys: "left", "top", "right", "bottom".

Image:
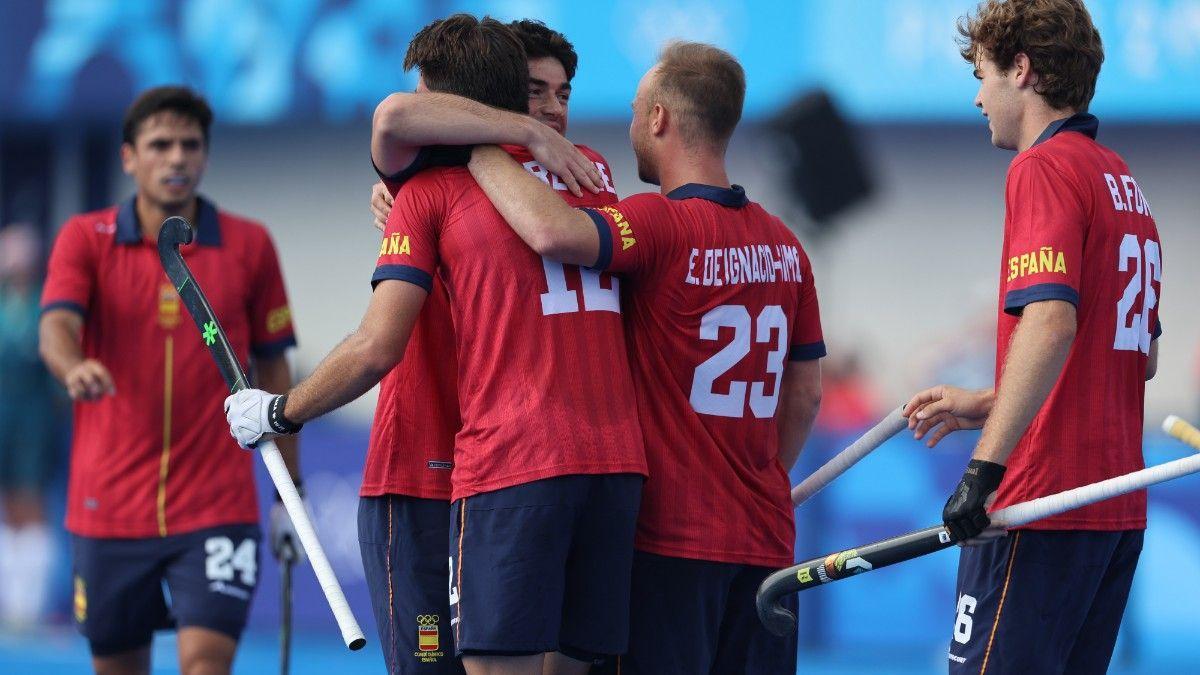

{"left": 123, "top": 86, "right": 212, "bottom": 146}
{"left": 958, "top": 0, "right": 1104, "bottom": 111}
{"left": 652, "top": 41, "right": 745, "bottom": 148}
{"left": 404, "top": 14, "right": 528, "bottom": 114}
{"left": 510, "top": 20, "right": 578, "bottom": 81}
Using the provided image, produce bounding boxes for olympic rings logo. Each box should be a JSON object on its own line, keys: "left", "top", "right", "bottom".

{"left": 417, "top": 614, "right": 440, "bottom": 625}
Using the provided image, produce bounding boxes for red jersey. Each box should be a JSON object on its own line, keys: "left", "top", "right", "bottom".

{"left": 373, "top": 145, "right": 645, "bottom": 502}
{"left": 42, "top": 197, "right": 296, "bottom": 538}
{"left": 989, "top": 114, "right": 1161, "bottom": 530}
{"left": 586, "top": 184, "right": 825, "bottom": 567}
{"left": 359, "top": 150, "right": 463, "bottom": 500}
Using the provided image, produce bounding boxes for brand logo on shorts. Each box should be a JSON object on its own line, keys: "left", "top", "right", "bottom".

{"left": 415, "top": 614, "right": 444, "bottom": 662}
{"left": 74, "top": 576, "right": 87, "bottom": 623}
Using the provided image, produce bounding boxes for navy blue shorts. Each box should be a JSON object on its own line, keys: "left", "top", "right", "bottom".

{"left": 448, "top": 474, "right": 642, "bottom": 659}
{"left": 596, "top": 550, "right": 797, "bottom": 675}
{"left": 949, "top": 529, "right": 1143, "bottom": 673}
{"left": 359, "top": 495, "right": 464, "bottom": 674}
{"left": 71, "top": 523, "right": 260, "bottom": 656}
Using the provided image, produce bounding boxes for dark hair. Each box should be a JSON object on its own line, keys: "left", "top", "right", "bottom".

{"left": 958, "top": 0, "right": 1104, "bottom": 111}
{"left": 404, "top": 14, "right": 528, "bottom": 114}
{"left": 510, "top": 19, "right": 578, "bottom": 81}
{"left": 653, "top": 41, "right": 745, "bottom": 148}
{"left": 122, "top": 86, "right": 213, "bottom": 146}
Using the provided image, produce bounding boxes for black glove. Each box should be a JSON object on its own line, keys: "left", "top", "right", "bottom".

{"left": 943, "top": 459, "right": 1006, "bottom": 542}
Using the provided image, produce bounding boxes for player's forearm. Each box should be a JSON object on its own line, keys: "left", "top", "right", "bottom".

{"left": 972, "top": 301, "right": 1076, "bottom": 465}
{"left": 283, "top": 332, "right": 399, "bottom": 425}
{"left": 468, "top": 145, "right": 599, "bottom": 266}
{"left": 38, "top": 310, "right": 85, "bottom": 382}
{"left": 777, "top": 360, "right": 822, "bottom": 471}
{"left": 255, "top": 354, "right": 301, "bottom": 479}
{"left": 372, "top": 93, "right": 533, "bottom": 175}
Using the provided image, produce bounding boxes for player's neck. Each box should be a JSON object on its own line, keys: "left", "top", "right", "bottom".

{"left": 135, "top": 194, "right": 197, "bottom": 242}
{"left": 656, "top": 148, "right": 731, "bottom": 195}
{"left": 1017, "top": 104, "right": 1078, "bottom": 153}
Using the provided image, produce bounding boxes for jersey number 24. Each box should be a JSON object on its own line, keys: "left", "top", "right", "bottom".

{"left": 690, "top": 304, "right": 788, "bottom": 419}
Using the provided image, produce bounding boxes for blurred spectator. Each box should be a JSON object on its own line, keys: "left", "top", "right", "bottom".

{"left": 0, "top": 223, "right": 61, "bottom": 629}
{"left": 813, "top": 351, "right": 880, "bottom": 435}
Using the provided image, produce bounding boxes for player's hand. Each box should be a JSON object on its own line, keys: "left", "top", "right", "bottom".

{"left": 269, "top": 488, "right": 309, "bottom": 564}
{"left": 223, "top": 390, "right": 302, "bottom": 449}
{"left": 903, "top": 385, "right": 994, "bottom": 447}
{"left": 63, "top": 359, "right": 115, "bottom": 401}
{"left": 943, "top": 459, "right": 1006, "bottom": 543}
{"left": 370, "top": 181, "right": 393, "bottom": 231}
{"left": 524, "top": 119, "right": 604, "bottom": 197}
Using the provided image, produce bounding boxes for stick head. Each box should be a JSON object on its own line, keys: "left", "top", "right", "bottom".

{"left": 756, "top": 577, "right": 799, "bottom": 637}
{"left": 157, "top": 216, "right": 194, "bottom": 253}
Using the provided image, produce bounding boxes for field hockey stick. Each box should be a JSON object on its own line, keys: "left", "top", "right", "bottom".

{"left": 157, "top": 216, "right": 366, "bottom": 651}
{"left": 792, "top": 407, "right": 907, "bottom": 506}
{"left": 280, "top": 542, "right": 295, "bottom": 675}
{"left": 758, "top": 415, "right": 1200, "bottom": 636}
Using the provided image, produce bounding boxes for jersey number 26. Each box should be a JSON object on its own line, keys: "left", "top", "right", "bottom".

{"left": 1114, "top": 234, "right": 1160, "bottom": 355}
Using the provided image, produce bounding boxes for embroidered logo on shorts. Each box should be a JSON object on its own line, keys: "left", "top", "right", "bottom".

{"left": 415, "top": 614, "right": 444, "bottom": 662}
{"left": 74, "top": 576, "right": 87, "bottom": 623}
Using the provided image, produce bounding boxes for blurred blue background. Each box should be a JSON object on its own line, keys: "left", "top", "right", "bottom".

{"left": 1, "top": 0, "right": 1199, "bottom": 673}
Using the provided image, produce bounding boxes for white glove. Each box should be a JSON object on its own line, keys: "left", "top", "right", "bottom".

{"left": 224, "top": 389, "right": 301, "bottom": 449}
{"left": 269, "top": 494, "right": 309, "bottom": 563}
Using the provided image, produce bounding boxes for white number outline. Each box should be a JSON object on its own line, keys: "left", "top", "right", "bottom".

{"left": 953, "top": 594, "right": 977, "bottom": 645}
{"left": 539, "top": 257, "right": 620, "bottom": 316}
{"left": 1113, "top": 234, "right": 1160, "bottom": 355}
{"left": 689, "top": 304, "right": 789, "bottom": 419}
{"left": 204, "top": 537, "right": 257, "bottom": 586}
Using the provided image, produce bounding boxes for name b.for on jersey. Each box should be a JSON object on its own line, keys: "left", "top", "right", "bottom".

{"left": 685, "top": 243, "right": 804, "bottom": 288}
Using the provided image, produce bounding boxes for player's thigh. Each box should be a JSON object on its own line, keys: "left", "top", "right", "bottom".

{"left": 558, "top": 474, "right": 642, "bottom": 661}
{"left": 359, "top": 494, "right": 464, "bottom": 675}
{"left": 164, "top": 524, "right": 260, "bottom": 642}
{"left": 606, "top": 551, "right": 736, "bottom": 675}
{"left": 949, "top": 530, "right": 1114, "bottom": 674}
{"left": 1065, "top": 530, "right": 1144, "bottom": 674}
{"left": 711, "top": 564, "right": 797, "bottom": 675}
{"left": 71, "top": 534, "right": 171, "bottom": 657}
{"left": 449, "top": 477, "right": 582, "bottom": 656}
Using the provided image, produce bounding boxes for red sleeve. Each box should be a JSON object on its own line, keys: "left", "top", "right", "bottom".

{"left": 41, "top": 218, "right": 95, "bottom": 316}
{"left": 581, "top": 193, "right": 676, "bottom": 278}
{"left": 372, "top": 171, "right": 446, "bottom": 292}
{"left": 1002, "top": 156, "right": 1085, "bottom": 316}
{"left": 247, "top": 228, "right": 297, "bottom": 358}
{"left": 789, "top": 245, "right": 826, "bottom": 361}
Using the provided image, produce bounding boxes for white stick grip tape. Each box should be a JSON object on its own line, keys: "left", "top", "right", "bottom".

{"left": 793, "top": 407, "right": 908, "bottom": 506}
{"left": 260, "top": 440, "right": 366, "bottom": 650}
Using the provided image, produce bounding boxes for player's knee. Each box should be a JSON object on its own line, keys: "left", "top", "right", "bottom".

{"left": 177, "top": 627, "right": 236, "bottom": 675}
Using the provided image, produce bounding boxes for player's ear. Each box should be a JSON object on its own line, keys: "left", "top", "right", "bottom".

{"left": 1012, "top": 53, "right": 1038, "bottom": 89}
{"left": 120, "top": 143, "right": 136, "bottom": 175}
{"left": 650, "top": 102, "right": 668, "bottom": 137}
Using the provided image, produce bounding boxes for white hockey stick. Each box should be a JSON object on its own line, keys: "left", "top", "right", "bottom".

{"left": 792, "top": 407, "right": 907, "bottom": 506}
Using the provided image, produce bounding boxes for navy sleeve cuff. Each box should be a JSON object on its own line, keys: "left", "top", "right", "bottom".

{"left": 372, "top": 264, "right": 433, "bottom": 292}
{"left": 372, "top": 147, "right": 431, "bottom": 187}
{"left": 41, "top": 300, "right": 86, "bottom": 318}
{"left": 582, "top": 208, "right": 613, "bottom": 270}
{"left": 1153, "top": 317, "right": 1162, "bottom": 340}
{"left": 789, "top": 341, "right": 827, "bottom": 361}
{"left": 1003, "top": 283, "right": 1080, "bottom": 316}
{"left": 252, "top": 336, "right": 297, "bottom": 359}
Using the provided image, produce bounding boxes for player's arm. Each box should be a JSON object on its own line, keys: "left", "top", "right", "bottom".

{"left": 777, "top": 360, "right": 822, "bottom": 471}
{"left": 372, "top": 92, "right": 601, "bottom": 195}
{"left": 903, "top": 385, "right": 995, "bottom": 447}
{"left": 973, "top": 299, "right": 1075, "bottom": 465}
{"left": 468, "top": 144, "right": 599, "bottom": 266}
{"left": 1146, "top": 339, "right": 1159, "bottom": 380}
{"left": 282, "top": 280, "right": 427, "bottom": 424}
{"left": 254, "top": 354, "right": 300, "bottom": 481}
{"left": 39, "top": 309, "right": 114, "bottom": 401}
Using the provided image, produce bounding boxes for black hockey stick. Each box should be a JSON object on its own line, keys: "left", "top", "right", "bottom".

{"left": 280, "top": 543, "right": 295, "bottom": 675}
{"left": 157, "top": 216, "right": 366, "bottom": 650}
{"left": 759, "top": 425, "right": 1200, "bottom": 636}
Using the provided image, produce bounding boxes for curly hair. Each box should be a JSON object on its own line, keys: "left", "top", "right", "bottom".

{"left": 510, "top": 20, "right": 578, "bottom": 81}
{"left": 958, "top": 0, "right": 1104, "bottom": 111}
